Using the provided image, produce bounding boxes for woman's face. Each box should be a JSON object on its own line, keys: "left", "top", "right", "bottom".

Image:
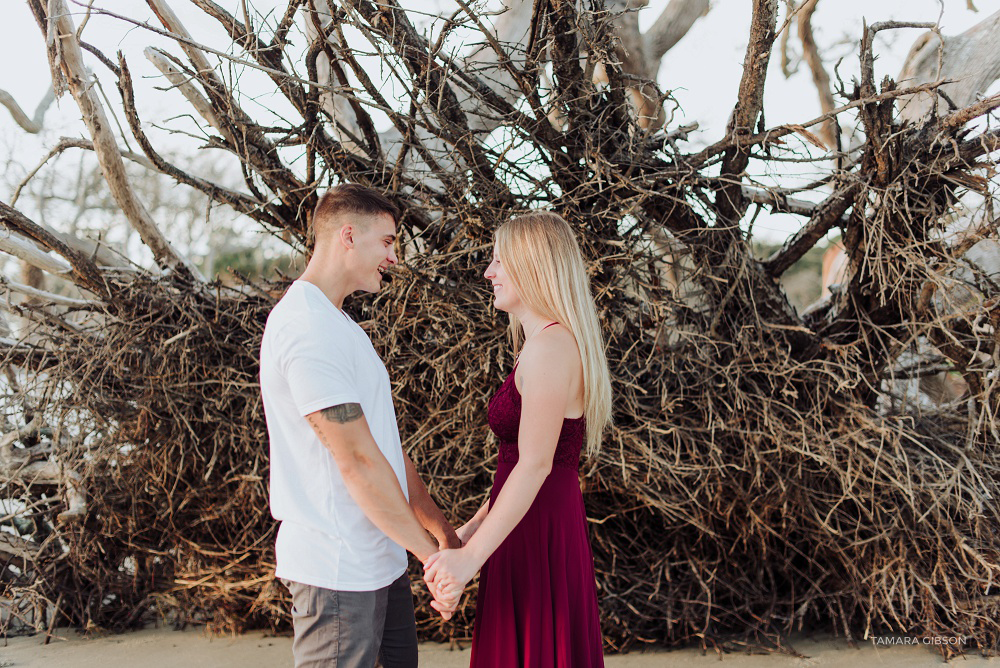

{"left": 484, "top": 246, "right": 522, "bottom": 313}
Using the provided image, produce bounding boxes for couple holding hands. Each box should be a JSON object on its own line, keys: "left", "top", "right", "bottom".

{"left": 260, "top": 184, "right": 610, "bottom": 667}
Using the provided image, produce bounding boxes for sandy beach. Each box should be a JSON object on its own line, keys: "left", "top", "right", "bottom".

{"left": 2, "top": 627, "right": 996, "bottom": 667}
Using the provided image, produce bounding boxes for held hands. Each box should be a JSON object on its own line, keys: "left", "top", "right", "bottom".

{"left": 426, "top": 581, "right": 462, "bottom": 620}
{"left": 423, "top": 517, "right": 483, "bottom": 619}
{"left": 425, "top": 531, "right": 464, "bottom": 619}
{"left": 424, "top": 510, "right": 487, "bottom": 611}
{"left": 423, "top": 547, "right": 464, "bottom": 619}
{"left": 423, "top": 547, "right": 483, "bottom": 617}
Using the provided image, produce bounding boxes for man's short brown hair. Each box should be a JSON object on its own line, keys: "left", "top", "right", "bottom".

{"left": 311, "top": 184, "right": 401, "bottom": 242}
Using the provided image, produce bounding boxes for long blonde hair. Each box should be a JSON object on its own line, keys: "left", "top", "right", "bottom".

{"left": 494, "top": 211, "right": 613, "bottom": 456}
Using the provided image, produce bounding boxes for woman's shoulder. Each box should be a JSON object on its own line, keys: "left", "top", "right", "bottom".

{"left": 538, "top": 322, "right": 577, "bottom": 345}
{"left": 518, "top": 324, "right": 581, "bottom": 375}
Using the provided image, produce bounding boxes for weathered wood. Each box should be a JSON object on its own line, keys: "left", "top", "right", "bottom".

{"left": 146, "top": 0, "right": 223, "bottom": 87}
{"left": 715, "top": 0, "right": 779, "bottom": 226}
{"left": 762, "top": 181, "right": 860, "bottom": 276}
{"left": 899, "top": 9, "right": 1000, "bottom": 122}
{"left": 0, "top": 231, "right": 71, "bottom": 276}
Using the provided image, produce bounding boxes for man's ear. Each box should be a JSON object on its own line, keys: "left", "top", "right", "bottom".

{"left": 339, "top": 224, "right": 355, "bottom": 249}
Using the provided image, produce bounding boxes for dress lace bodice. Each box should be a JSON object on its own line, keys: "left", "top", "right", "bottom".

{"left": 486, "top": 366, "right": 586, "bottom": 470}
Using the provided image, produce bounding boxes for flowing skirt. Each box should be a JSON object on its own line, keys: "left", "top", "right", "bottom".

{"left": 469, "top": 464, "right": 604, "bottom": 668}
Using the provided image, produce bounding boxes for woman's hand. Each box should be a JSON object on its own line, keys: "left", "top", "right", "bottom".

{"left": 422, "top": 550, "right": 463, "bottom": 620}
{"left": 455, "top": 501, "right": 489, "bottom": 545}
{"left": 423, "top": 548, "right": 484, "bottom": 600}
{"left": 455, "top": 519, "right": 480, "bottom": 546}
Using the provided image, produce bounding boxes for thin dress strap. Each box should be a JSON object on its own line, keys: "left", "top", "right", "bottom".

{"left": 514, "top": 322, "right": 561, "bottom": 366}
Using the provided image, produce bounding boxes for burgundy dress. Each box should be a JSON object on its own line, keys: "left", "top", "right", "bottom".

{"left": 469, "top": 365, "right": 604, "bottom": 667}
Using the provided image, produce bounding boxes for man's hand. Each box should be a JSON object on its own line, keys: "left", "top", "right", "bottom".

{"left": 437, "top": 530, "right": 463, "bottom": 551}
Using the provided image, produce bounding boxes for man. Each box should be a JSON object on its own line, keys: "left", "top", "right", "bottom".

{"left": 260, "top": 184, "right": 461, "bottom": 667}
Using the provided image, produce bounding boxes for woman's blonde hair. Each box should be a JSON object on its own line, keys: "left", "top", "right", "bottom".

{"left": 494, "top": 211, "right": 613, "bottom": 456}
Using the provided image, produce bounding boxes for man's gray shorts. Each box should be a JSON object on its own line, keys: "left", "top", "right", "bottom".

{"left": 282, "top": 573, "right": 418, "bottom": 668}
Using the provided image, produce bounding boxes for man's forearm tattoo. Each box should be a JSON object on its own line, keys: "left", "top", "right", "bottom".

{"left": 321, "top": 403, "right": 364, "bottom": 424}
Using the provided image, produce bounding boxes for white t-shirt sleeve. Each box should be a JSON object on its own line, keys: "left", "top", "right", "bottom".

{"left": 276, "top": 318, "right": 361, "bottom": 417}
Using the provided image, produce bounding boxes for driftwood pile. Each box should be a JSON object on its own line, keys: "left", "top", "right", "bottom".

{"left": 1, "top": 0, "right": 999, "bottom": 658}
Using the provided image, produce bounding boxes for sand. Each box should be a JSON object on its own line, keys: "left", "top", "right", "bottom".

{"left": 2, "top": 627, "right": 997, "bottom": 667}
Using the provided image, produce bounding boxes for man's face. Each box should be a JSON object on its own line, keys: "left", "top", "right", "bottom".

{"left": 348, "top": 212, "right": 398, "bottom": 293}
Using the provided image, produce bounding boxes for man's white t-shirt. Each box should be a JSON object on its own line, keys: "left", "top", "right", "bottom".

{"left": 260, "top": 280, "right": 408, "bottom": 591}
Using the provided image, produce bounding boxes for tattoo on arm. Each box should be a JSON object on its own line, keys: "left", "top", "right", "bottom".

{"left": 320, "top": 403, "right": 364, "bottom": 424}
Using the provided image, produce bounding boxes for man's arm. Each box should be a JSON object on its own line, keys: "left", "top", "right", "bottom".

{"left": 306, "top": 403, "right": 438, "bottom": 562}
{"left": 403, "top": 452, "right": 461, "bottom": 550}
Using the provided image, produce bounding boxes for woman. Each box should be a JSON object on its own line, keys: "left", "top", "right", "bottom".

{"left": 424, "top": 212, "right": 612, "bottom": 667}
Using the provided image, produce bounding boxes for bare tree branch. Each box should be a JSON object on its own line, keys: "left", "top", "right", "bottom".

{"left": 741, "top": 183, "right": 849, "bottom": 219}
{"left": 0, "top": 276, "right": 97, "bottom": 308}
{"left": 0, "top": 88, "right": 55, "bottom": 134}
{"left": 762, "top": 181, "right": 861, "bottom": 276}
{"left": 144, "top": 47, "right": 233, "bottom": 144}
{"left": 46, "top": 0, "right": 199, "bottom": 279}
{"left": 0, "top": 229, "right": 72, "bottom": 276}
{"left": 797, "top": 0, "right": 837, "bottom": 148}
{"left": 12, "top": 137, "right": 156, "bottom": 210}
{"left": 644, "top": 0, "right": 710, "bottom": 61}
{"left": 145, "top": 0, "right": 224, "bottom": 88}
{"left": 186, "top": 0, "right": 310, "bottom": 116}
{"left": 715, "top": 0, "right": 780, "bottom": 226}
{"left": 683, "top": 79, "right": 950, "bottom": 169}
{"left": 140, "top": 0, "right": 310, "bottom": 227}
{"left": 117, "top": 57, "right": 285, "bottom": 234}
{"left": 0, "top": 200, "right": 108, "bottom": 296}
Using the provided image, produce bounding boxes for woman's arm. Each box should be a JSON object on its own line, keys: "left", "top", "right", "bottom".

{"left": 456, "top": 499, "right": 490, "bottom": 545}
{"left": 424, "top": 329, "right": 580, "bottom": 594}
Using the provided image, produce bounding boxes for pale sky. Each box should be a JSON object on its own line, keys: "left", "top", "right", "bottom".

{"left": 0, "top": 0, "right": 996, "bottom": 246}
